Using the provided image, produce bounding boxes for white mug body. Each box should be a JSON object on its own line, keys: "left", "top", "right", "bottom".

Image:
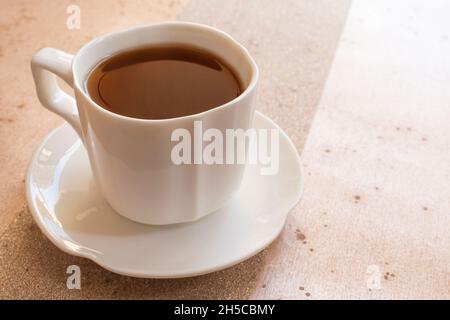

{"left": 31, "top": 22, "right": 259, "bottom": 225}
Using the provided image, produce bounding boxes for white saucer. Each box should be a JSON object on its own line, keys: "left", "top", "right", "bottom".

{"left": 26, "top": 111, "right": 303, "bottom": 278}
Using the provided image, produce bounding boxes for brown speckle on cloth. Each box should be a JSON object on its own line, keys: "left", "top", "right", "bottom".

{"left": 295, "top": 229, "right": 306, "bottom": 241}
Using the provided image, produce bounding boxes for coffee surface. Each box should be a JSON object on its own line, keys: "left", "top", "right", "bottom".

{"left": 85, "top": 45, "right": 242, "bottom": 120}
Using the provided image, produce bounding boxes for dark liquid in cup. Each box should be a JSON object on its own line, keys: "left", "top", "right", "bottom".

{"left": 85, "top": 44, "right": 242, "bottom": 120}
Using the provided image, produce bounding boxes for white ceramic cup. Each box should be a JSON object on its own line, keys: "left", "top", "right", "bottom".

{"left": 31, "top": 22, "right": 259, "bottom": 225}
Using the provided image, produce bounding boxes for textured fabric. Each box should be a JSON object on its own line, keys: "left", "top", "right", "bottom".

{"left": 6, "top": 0, "right": 447, "bottom": 300}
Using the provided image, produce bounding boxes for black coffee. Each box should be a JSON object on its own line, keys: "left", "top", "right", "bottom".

{"left": 85, "top": 44, "right": 242, "bottom": 120}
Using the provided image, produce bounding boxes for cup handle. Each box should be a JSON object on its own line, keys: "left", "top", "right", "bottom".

{"left": 31, "top": 48, "right": 83, "bottom": 141}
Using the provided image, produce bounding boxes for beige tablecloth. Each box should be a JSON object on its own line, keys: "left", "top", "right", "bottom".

{"left": 1, "top": 0, "right": 448, "bottom": 299}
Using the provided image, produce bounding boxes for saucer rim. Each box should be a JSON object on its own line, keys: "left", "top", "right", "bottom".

{"left": 25, "top": 111, "right": 304, "bottom": 278}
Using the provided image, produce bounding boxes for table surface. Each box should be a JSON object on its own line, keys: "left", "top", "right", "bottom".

{"left": 0, "top": 0, "right": 449, "bottom": 299}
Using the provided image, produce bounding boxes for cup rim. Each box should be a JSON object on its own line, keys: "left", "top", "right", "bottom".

{"left": 72, "top": 21, "right": 259, "bottom": 123}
